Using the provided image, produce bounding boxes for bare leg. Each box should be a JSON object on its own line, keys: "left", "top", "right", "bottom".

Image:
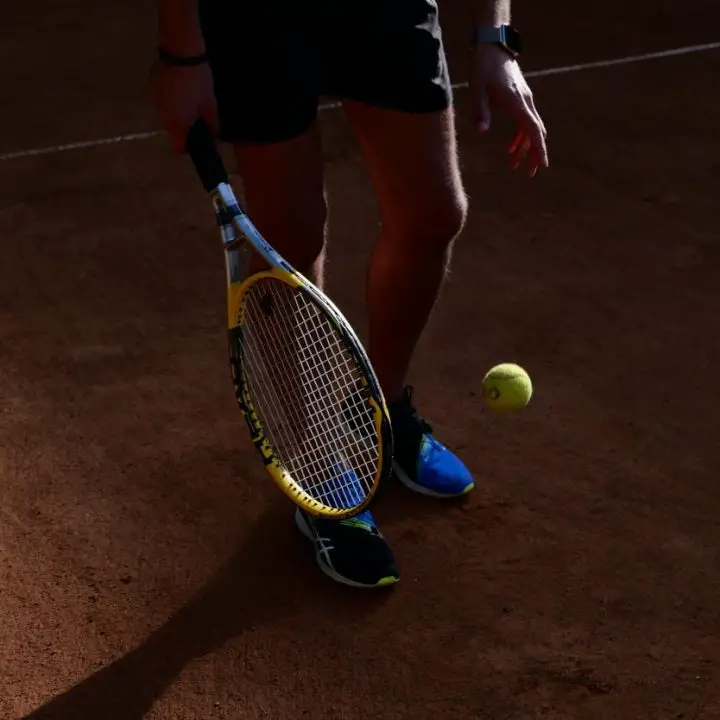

{"left": 232, "top": 124, "right": 328, "bottom": 459}
{"left": 342, "top": 102, "right": 468, "bottom": 401}
{"left": 232, "top": 122, "right": 327, "bottom": 285}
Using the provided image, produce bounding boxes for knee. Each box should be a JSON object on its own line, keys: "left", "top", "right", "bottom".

{"left": 281, "top": 196, "right": 328, "bottom": 270}
{"left": 387, "top": 190, "right": 468, "bottom": 254}
{"left": 436, "top": 192, "right": 468, "bottom": 248}
{"left": 248, "top": 192, "right": 328, "bottom": 272}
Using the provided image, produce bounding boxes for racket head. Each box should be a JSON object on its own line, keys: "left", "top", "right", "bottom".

{"left": 227, "top": 264, "right": 393, "bottom": 519}
{"left": 185, "top": 116, "right": 392, "bottom": 518}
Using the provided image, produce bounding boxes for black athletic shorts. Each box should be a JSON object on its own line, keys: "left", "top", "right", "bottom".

{"left": 198, "top": 0, "right": 452, "bottom": 144}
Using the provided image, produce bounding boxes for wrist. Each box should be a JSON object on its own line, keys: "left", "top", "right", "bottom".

{"left": 156, "top": 14, "right": 205, "bottom": 58}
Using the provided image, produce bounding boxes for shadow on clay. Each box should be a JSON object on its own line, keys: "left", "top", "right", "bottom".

{"left": 20, "top": 503, "right": 390, "bottom": 720}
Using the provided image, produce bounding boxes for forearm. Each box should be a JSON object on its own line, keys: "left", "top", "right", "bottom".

{"left": 156, "top": 0, "right": 205, "bottom": 55}
{"left": 473, "top": 0, "right": 510, "bottom": 26}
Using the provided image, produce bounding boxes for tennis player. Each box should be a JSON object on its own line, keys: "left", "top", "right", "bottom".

{"left": 149, "top": 0, "right": 548, "bottom": 588}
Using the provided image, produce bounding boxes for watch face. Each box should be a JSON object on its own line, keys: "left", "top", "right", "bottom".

{"left": 502, "top": 25, "right": 522, "bottom": 54}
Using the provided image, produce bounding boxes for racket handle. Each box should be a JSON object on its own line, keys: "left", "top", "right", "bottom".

{"left": 186, "top": 118, "right": 228, "bottom": 192}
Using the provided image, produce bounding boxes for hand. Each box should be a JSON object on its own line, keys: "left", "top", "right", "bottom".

{"left": 469, "top": 46, "right": 549, "bottom": 177}
{"left": 147, "top": 58, "right": 219, "bottom": 153}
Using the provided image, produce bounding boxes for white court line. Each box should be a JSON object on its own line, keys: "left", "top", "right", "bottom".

{"left": 1, "top": 41, "right": 719, "bottom": 163}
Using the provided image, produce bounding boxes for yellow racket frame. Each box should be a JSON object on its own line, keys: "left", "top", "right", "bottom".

{"left": 227, "top": 265, "right": 388, "bottom": 518}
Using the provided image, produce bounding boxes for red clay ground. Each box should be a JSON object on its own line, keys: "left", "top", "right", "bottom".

{"left": 1, "top": 1, "right": 719, "bottom": 718}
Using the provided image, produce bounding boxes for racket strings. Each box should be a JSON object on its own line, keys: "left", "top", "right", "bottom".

{"left": 244, "top": 307, "right": 375, "bottom": 508}
{"left": 240, "top": 278, "right": 379, "bottom": 509}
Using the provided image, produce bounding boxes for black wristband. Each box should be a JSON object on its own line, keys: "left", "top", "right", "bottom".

{"left": 157, "top": 47, "right": 208, "bottom": 66}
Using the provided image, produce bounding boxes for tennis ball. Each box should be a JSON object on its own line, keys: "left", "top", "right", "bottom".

{"left": 482, "top": 363, "right": 533, "bottom": 412}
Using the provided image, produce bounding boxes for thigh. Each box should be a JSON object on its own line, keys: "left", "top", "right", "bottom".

{"left": 343, "top": 102, "right": 467, "bottom": 244}
{"left": 328, "top": 0, "right": 452, "bottom": 115}
{"left": 232, "top": 122, "right": 327, "bottom": 275}
{"left": 199, "top": 0, "right": 324, "bottom": 144}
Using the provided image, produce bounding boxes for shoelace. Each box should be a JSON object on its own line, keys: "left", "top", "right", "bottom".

{"left": 390, "top": 386, "right": 432, "bottom": 437}
{"left": 339, "top": 515, "right": 374, "bottom": 531}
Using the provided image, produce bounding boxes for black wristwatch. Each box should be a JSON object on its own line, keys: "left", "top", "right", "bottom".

{"left": 470, "top": 24, "right": 521, "bottom": 59}
{"left": 157, "top": 46, "right": 208, "bottom": 66}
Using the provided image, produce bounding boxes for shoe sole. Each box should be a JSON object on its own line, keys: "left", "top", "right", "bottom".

{"left": 294, "top": 510, "right": 399, "bottom": 589}
{"left": 392, "top": 461, "right": 475, "bottom": 498}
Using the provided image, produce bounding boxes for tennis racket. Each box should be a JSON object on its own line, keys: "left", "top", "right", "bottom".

{"left": 186, "top": 118, "right": 393, "bottom": 519}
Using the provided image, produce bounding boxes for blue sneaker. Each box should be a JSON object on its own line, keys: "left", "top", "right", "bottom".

{"left": 389, "top": 386, "right": 475, "bottom": 498}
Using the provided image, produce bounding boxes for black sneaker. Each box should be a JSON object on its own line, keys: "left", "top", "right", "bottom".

{"left": 294, "top": 508, "right": 399, "bottom": 588}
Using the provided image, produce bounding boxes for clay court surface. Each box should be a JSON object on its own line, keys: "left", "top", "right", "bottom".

{"left": 2, "top": 1, "right": 719, "bottom": 718}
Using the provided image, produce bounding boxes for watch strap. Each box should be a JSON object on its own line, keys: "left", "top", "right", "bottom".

{"left": 470, "top": 25, "right": 520, "bottom": 58}
{"left": 157, "top": 47, "right": 208, "bottom": 66}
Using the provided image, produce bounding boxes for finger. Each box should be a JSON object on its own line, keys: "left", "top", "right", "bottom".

{"left": 519, "top": 100, "right": 549, "bottom": 170}
{"left": 527, "top": 94, "right": 548, "bottom": 140}
{"left": 202, "top": 103, "right": 221, "bottom": 137}
{"left": 510, "top": 134, "right": 531, "bottom": 171}
{"left": 507, "top": 96, "right": 539, "bottom": 148}
{"left": 507, "top": 129, "right": 524, "bottom": 154}
{"left": 523, "top": 140, "right": 547, "bottom": 176}
{"left": 510, "top": 125, "right": 546, "bottom": 176}
{"left": 524, "top": 137, "right": 547, "bottom": 177}
{"left": 525, "top": 145, "right": 543, "bottom": 178}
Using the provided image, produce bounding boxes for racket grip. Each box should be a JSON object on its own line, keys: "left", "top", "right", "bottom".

{"left": 186, "top": 118, "right": 228, "bottom": 192}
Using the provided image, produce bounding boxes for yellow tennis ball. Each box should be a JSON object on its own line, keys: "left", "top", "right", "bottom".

{"left": 482, "top": 363, "right": 533, "bottom": 412}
